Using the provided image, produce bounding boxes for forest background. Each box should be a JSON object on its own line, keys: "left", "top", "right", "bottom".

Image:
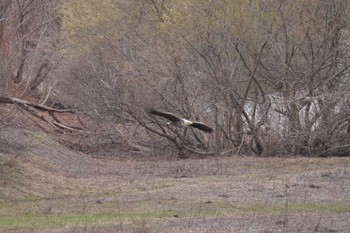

{"left": 1, "top": 0, "right": 350, "bottom": 158}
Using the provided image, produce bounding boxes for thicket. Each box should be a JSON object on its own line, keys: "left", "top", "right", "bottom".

{"left": 1, "top": 0, "right": 350, "bottom": 157}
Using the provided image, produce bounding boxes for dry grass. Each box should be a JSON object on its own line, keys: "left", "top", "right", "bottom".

{"left": 0, "top": 128, "right": 350, "bottom": 232}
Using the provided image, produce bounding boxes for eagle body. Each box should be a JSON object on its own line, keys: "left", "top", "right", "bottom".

{"left": 150, "top": 110, "right": 213, "bottom": 133}
{"left": 180, "top": 118, "right": 193, "bottom": 127}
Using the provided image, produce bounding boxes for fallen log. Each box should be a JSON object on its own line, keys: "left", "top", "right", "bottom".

{"left": 0, "top": 96, "right": 75, "bottom": 113}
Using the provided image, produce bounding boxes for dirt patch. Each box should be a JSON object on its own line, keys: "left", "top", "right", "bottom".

{"left": 0, "top": 130, "right": 349, "bottom": 232}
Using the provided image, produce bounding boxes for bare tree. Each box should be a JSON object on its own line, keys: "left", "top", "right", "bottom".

{"left": 0, "top": 0, "right": 11, "bottom": 96}
{"left": 1, "top": 0, "right": 59, "bottom": 95}
{"left": 58, "top": 0, "right": 350, "bottom": 157}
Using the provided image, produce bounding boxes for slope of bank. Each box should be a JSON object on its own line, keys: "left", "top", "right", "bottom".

{"left": 0, "top": 126, "right": 96, "bottom": 200}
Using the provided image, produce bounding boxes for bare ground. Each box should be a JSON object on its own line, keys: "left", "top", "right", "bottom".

{"left": 1, "top": 128, "right": 350, "bottom": 233}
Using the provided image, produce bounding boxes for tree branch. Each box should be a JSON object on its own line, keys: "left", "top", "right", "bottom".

{"left": 0, "top": 96, "right": 76, "bottom": 113}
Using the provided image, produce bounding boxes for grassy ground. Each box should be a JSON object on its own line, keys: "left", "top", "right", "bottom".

{"left": 0, "top": 128, "right": 350, "bottom": 232}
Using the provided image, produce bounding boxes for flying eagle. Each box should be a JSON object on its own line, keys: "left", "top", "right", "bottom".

{"left": 149, "top": 110, "right": 213, "bottom": 133}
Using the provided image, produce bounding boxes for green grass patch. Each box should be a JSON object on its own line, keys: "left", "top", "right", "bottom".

{"left": 0, "top": 210, "right": 175, "bottom": 230}
{"left": 249, "top": 203, "right": 350, "bottom": 214}
{"left": 1, "top": 198, "right": 349, "bottom": 230}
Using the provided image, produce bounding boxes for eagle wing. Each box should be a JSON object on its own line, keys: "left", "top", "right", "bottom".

{"left": 191, "top": 121, "right": 213, "bottom": 133}
{"left": 149, "top": 110, "right": 182, "bottom": 123}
